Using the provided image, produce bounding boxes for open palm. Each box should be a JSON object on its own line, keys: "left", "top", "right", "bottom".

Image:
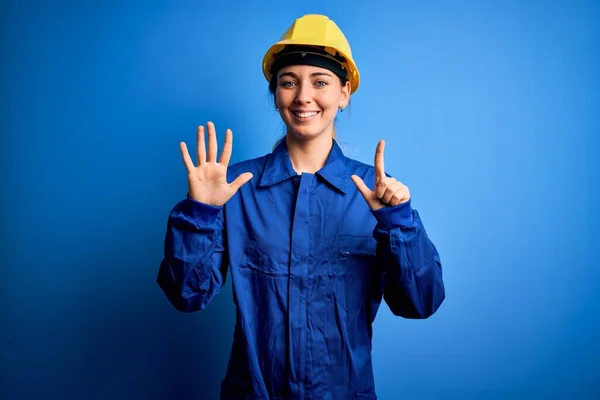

{"left": 180, "top": 121, "right": 253, "bottom": 206}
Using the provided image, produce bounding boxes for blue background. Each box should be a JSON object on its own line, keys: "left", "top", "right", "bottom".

{"left": 2, "top": 1, "right": 599, "bottom": 399}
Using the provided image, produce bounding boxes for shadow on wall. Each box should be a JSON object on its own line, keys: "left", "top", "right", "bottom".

{"left": 74, "top": 250, "right": 236, "bottom": 400}
{"left": 3, "top": 218, "right": 237, "bottom": 400}
{"left": 2, "top": 106, "right": 257, "bottom": 400}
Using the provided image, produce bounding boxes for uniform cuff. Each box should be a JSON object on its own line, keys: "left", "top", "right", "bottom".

{"left": 178, "top": 195, "right": 223, "bottom": 225}
{"left": 371, "top": 199, "right": 414, "bottom": 229}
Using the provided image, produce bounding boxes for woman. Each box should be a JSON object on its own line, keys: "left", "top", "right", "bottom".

{"left": 157, "top": 14, "right": 445, "bottom": 400}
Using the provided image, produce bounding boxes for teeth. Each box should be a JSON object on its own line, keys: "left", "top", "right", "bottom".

{"left": 294, "top": 111, "right": 318, "bottom": 118}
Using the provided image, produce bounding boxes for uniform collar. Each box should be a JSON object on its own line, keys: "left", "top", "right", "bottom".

{"left": 259, "top": 138, "right": 349, "bottom": 193}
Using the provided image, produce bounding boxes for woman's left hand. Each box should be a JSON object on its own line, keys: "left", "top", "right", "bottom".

{"left": 351, "top": 140, "right": 411, "bottom": 211}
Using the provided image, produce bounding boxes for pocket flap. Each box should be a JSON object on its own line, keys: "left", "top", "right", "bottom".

{"left": 339, "top": 234, "right": 376, "bottom": 256}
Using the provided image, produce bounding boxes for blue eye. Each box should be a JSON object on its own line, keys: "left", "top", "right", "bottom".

{"left": 280, "top": 81, "right": 296, "bottom": 88}
{"left": 315, "top": 80, "right": 327, "bottom": 87}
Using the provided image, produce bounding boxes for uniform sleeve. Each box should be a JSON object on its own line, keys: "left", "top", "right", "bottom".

{"left": 371, "top": 200, "right": 446, "bottom": 319}
{"left": 157, "top": 196, "right": 229, "bottom": 312}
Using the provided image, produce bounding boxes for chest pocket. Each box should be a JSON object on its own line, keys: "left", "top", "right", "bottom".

{"left": 335, "top": 234, "right": 377, "bottom": 312}
{"left": 339, "top": 234, "right": 377, "bottom": 259}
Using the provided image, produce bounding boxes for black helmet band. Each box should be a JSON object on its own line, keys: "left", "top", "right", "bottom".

{"left": 270, "top": 46, "right": 348, "bottom": 81}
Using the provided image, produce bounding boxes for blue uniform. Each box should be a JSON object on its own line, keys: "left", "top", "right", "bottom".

{"left": 157, "top": 139, "right": 445, "bottom": 399}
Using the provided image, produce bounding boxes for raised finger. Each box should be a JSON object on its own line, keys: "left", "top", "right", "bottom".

{"left": 180, "top": 142, "right": 195, "bottom": 172}
{"left": 351, "top": 175, "right": 373, "bottom": 200}
{"left": 219, "top": 129, "right": 233, "bottom": 166}
{"left": 230, "top": 172, "right": 254, "bottom": 192}
{"left": 374, "top": 140, "right": 386, "bottom": 182}
{"left": 207, "top": 121, "right": 218, "bottom": 162}
{"left": 196, "top": 125, "right": 206, "bottom": 165}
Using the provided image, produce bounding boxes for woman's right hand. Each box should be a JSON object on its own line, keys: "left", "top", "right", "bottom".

{"left": 180, "top": 121, "right": 253, "bottom": 206}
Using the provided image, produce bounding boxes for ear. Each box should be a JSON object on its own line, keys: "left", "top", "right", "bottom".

{"left": 339, "top": 80, "right": 351, "bottom": 109}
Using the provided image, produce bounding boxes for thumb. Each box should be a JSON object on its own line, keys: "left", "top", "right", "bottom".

{"left": 230, "top": 172, "right": 254, "bottom": 191}
{"left": 351, "top": 175, "right": 372, "bottom": 199}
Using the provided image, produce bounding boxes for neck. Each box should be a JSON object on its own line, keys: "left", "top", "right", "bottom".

{"left": 286, "top": 132, "right": 334, "bottom": 174}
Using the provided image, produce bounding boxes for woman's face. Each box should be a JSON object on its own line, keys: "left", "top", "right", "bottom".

{"left": 275, "top": 64, "right": 351, "bottom": 141}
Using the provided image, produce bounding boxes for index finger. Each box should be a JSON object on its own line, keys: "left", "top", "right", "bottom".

{"left": 374, "top": 140, "right": 386, "bottom": 181}
{"left": 219, "top": 129, "right": 233, "bottom": 166}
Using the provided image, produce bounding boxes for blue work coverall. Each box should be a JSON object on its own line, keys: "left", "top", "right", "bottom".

{"left": 157, "top": 139, "right": 445, "bottom": 400}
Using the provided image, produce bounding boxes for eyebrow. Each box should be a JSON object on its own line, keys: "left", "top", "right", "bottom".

{"left": 279, "top": 71, "right": 333, "bottom": 79}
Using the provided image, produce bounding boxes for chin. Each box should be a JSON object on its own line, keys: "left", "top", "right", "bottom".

{"left": 287, "top": 122, "right": 331, "bottom": 140}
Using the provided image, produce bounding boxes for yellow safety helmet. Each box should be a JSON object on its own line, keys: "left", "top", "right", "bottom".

{"left": 262, "top": 14, "right": 360, "bottom": 94}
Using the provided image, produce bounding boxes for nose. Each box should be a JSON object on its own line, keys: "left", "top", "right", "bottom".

{"left": 295, "top": 81, "right": 313, "bottom": 105}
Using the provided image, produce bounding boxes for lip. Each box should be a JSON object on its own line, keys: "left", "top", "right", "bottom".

{"left": 290, "top": 110, "right": 320, "bottom": 121}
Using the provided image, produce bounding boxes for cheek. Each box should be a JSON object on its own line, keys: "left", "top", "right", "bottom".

{"left": 276, "top": 89, "right": 293, "bottom": 106}
{"left": 316, "top": 92, "right": 341, "bottom": 110}
{"left": 319, "top": 99, "right": 340, "bottom": 116}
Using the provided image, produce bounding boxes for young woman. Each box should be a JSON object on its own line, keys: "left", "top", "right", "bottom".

{"left": 157, "top": 14, "right": 445, "bottom": 400}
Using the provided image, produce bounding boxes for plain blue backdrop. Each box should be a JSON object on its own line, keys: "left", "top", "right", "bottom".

{"left": 2, "top": 1, "right": 599, "bottom": 399}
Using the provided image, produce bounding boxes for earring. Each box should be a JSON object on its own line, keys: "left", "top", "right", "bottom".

{"left": 339, "top": 106, "right": 344, "bottom": 112}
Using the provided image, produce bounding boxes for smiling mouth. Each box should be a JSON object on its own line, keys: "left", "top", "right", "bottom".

{"left": 292, "top": 111, "right": 319, "bottom": 119}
